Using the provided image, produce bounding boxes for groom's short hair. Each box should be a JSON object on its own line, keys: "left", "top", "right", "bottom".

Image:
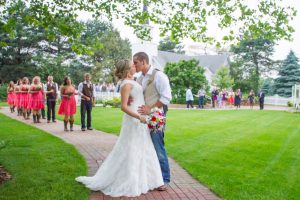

{"left": 133, "top": 52, "right": 149, "bottom": 64}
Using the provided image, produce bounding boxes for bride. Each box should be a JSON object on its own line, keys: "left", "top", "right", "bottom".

{"left": 75, "top": 59, "right": 164, "bottom": 197}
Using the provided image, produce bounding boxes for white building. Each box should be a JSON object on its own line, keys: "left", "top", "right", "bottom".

{"left": 132, "top": 42, "right": 230, "bottom": 86}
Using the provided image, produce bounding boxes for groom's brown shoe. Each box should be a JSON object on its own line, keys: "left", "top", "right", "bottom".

{"left": 156, "top": 184, "right": 168, "bottom": 191}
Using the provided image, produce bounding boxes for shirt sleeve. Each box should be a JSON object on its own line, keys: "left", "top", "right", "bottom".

{"left": 154, "top": 71, "right": 172, "bottom": 105}
{"left": 93, "top": 84, "right": 96, "bottom": 97}
{"left": 78, "top": 83, "right": 83, "bottom": 96}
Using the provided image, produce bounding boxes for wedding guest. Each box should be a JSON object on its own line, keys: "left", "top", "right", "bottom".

{"left": 186, "top": 86, "right": 194, "bottom": 109}
{"left": 78, "top": 73, "right": 95, "bottom": 131}
{"left": 258, "top": 90, "right": 265, "bottom": 110}
{"left": 28, "top": 76, "right": 44, "bottom": 123}
{"left": 197, "top": 87, "right": 205, "bottom": 109}
{"left": 58, "top": 76, "right": 77, "bottom": 131}
{"left": 7, "top": 81, "right": 15, "bottom": 113}
{"left": 228, "top": 89, "right": 234, "bottom": 107}
{"left": 234, "top": 89, "right": 241, "bottom": 109}
{"left": 248, "top": 90, "right": 255, "bottom": 109}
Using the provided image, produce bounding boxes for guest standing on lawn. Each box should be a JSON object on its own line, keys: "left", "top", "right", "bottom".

{"left": 248, "top": 90, "right": 255, "bottom": 109}
{"left": 197, "top": 87, "right": 205, "bottom": 109}
{"left": 234, "top": 89, "right": 242, "bottom": 109}
{"left": 186, "top": 86, "right": 194, "bottom": 109}
{"left": 58, "top": 76, "right": 77, "bottom": 131}
{"left": 78, "top": 73, "right": 96, "bottom": 131}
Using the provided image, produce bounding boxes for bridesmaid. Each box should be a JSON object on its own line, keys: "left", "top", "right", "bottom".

{"left": 58, "top": 76, "right": 77, "bottom": 131}
{"left": 7, "top": 81, "right": 15, "bottom": 113}
{"left": 28, "top": 76, "right": 45, "bottom": 123}
{"left": 20, "top": 77, "right": 31, "bottom": 119}
{"left": 14, "top": 79, "right": 22, "bottom": 116}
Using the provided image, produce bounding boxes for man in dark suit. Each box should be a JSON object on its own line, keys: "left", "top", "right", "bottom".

{"left": 259, "top": 90, "right": 265, "bottom": 110}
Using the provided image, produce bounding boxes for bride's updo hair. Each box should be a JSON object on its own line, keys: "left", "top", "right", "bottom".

{"left": 115, "top": 59, "right": 131, "bottom": 80}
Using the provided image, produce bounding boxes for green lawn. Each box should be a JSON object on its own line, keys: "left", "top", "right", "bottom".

{"left": 60, "top": 107, "right": 300, "bottom": 200}
{"left": 0, "top": 101, "right": 7, "bottom": 107}
{"left": 0, "top": 113, "right": 89, "bottom": 200}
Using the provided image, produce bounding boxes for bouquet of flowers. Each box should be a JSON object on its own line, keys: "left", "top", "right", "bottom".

{"left": 66, "top": 92, "right": 73, "bottom": 99}
{"left": 36, "top": 86, "right": 41, "bottom": 91}
{"left": 146, "top": 107, "right": 166, "bottom": 132}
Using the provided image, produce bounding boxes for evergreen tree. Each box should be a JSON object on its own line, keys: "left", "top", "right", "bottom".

{"left": 275, "top": 51, "right": 300, "bottom": 97}
{"left": 261, "top": 78, "right": 275, "bottom": 96}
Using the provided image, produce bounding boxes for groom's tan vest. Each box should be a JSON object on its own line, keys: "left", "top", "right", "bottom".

{"left": 137, "top": 69, "right": 161, "bottom": 108}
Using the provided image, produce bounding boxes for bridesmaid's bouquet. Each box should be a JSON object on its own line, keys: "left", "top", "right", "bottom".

{"left": 146, "top": 107, "right": 166, "bottom": 132}
{"left": 36, "top": 86, "right": 41, "bottom": 91}
{"left": 66, "top": 92, "right": 73, "bottom": 99}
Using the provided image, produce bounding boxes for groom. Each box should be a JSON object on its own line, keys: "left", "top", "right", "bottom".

{"left": 133, "top": 52, "right": 172, "bottom": 191}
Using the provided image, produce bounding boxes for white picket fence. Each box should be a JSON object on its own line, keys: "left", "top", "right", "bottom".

{"left": 264, "top": 95, "right": 291, "bottom": 106}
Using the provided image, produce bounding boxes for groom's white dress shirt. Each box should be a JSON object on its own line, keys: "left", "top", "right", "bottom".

{"left": 140, "top": 66, "right": 172, "bottom": 105}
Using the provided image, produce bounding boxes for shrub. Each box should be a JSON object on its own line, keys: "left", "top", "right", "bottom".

{"left": 0, "top": 84, "right": 8, "bottom": 101}
{"left": 96, "top": 97, "right": 121, "bottom": 108}
{"left": 287, "top": 101, "right": 293, "bottom": 107}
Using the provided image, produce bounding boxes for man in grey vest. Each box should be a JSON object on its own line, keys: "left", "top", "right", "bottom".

{"left": 133, "top": 52, "right": 172, "bottom": 191}
{"left": 45, "top": 76, "right": 58, "bottom": 123}
{"left": 78, "top": 73, "right": 96, "bottom": 131}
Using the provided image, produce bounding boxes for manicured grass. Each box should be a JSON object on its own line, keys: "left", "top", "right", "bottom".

{"left": 61, "top": 107, "right": 300, "bottom": 200}
{"left": 0, "top": 102, "right": 7, "bottom": 107}
{"left": 0, "top": 113, "right": 89, "bottom": 200}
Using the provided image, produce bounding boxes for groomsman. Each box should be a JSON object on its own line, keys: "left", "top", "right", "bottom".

{"left": 259, "top": 90, "right": 265, "bottom": 110}
{"left": 45, "top": 76, "right": 58, "bottom": 123}
{"left": 78, "top": 73, "right": 96, "bottom": 131}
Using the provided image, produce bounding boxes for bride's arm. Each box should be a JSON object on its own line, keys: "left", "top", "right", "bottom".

{"left": 120, "top": 83, "right": 143, "bottom": 121}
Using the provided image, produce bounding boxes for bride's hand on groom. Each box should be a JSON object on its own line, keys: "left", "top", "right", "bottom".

{"left": 138, "top": 105, "right": 151, "bottom": 115}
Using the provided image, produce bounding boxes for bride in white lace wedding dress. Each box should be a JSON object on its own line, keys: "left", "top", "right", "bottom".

{"left": 75, "top": 59, "right": 164, "bottom": 197}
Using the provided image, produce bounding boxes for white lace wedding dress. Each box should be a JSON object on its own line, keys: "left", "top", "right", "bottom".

{"left": 75, "top": 79, "right": 164, "bottom": 197}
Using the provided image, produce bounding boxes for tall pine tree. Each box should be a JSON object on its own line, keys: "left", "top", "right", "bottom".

{"left": 275, "top": 51, "right": 300, "bottom": 97}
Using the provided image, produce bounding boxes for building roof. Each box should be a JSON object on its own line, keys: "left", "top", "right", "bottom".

{"left": 153, "top": 50, "right": 230, "bottom": 74}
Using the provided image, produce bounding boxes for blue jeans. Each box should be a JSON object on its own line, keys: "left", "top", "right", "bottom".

{"left": 198, "top": 96, "right": 204, "bottom": 108}
{"left": 80, "top": 100, "right": 92, "bottom": 128}
{"left": 151, "top": 130, "right": 170, "bottom": 183}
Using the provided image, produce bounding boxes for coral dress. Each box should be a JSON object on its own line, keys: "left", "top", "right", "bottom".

{"left": 14, "top": 87, "right": 20, "bottom": 107}
{"left": 7, "top": 88, "right": 15, "bottom": 105}
{"left": 228, "top": 93, "right": 234, "bottom": 105}
{"left": 20, "top": 85, "right": 29, "bottom": 108}
{"left": 58, "top": 88, "right": 76, "bottom": 115}
{"left": 29, "top": 85, "right": 44, "bottom": 110}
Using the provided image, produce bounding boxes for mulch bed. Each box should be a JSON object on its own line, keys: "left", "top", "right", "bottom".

{"left": 0, "top": 166, "right": 11, "bottom": 184}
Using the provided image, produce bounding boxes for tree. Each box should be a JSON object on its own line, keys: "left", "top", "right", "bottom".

{"left": 0, "top": 0, "right": 296, "bottom": 46}
{"left": 82, "top": 21, "right": 131, "bottom": 83}
{"left": 261, "top": 78, "right": 275, "bottom": 96}
{"left": 213, "top": 66, "right": 233, "bottom": 89}
{"left": 274, "top": 51, "right": 300, "bottom": 97}
{"left": 164, "top": 59, "right": 208, "bottom": 101}
{"left": 230, "top": 37, "right": 277, "bottom": 92}
{"left": 158, "top": 37, "right": 184, "bottom": 54}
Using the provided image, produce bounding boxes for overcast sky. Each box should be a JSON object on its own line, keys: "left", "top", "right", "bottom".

{"left": 79, "top": 1, "right": 300, "bottom": 60}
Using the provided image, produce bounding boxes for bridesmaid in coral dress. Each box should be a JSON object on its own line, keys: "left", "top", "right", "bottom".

{"left": 20, "top": 77, "right": 31, "bottom": 119}
{"left": 14, "top": 79, "right": 22, "bottom": 116}
{"left": 7, "top": 81, "right": 15, "bottom": 113}
{"left": 28, "top": 76, "right": 45, "bottom": 123}
{"left": 58, "top": 76, "right": 77, "bottom": 131}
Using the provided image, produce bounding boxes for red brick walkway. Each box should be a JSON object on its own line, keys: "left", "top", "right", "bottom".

{"left": 0, "top": 107, "right": 220, "bottom": 200}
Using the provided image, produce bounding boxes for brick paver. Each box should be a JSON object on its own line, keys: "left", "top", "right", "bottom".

{"left": 0, "top": 107, "right": 220, "bottom": 200}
